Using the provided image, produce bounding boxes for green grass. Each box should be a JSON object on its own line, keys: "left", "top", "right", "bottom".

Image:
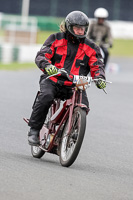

{"left": 37, "top": 30, "right": 57, "bottom": 44}
{"left": 0, "top": 62, "right": 36, "bottom": 70}
{"left": 110, "top": 39, "right": 133, "bottom": 57}
{"left": 0, "top": 30, "right": 4, "bottom": 37}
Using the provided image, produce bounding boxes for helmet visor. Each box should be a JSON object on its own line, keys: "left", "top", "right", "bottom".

{"left": 70, "top": 25, "right": 88, "bottom": 38}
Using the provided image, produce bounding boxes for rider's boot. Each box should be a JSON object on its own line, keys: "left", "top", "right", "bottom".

{"left": 28, "top": 128, "right": 40, "bottom": 146}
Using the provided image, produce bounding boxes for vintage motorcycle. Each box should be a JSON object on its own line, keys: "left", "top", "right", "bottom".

{"left": 24, "top": 69, "right": 110, "bottom": 167}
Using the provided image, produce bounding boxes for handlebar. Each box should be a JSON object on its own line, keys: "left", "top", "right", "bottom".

{"left": 46, "top": 68, "right": 112, "bottom": 94}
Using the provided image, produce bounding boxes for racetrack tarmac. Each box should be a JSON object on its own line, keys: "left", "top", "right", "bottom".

{"left": 0, "top": 57, "right": 133, "bottom": 200}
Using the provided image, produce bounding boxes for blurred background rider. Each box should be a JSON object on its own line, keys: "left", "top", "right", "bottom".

{"left": 87, "top": 7, "right": 113, "bottom": 69}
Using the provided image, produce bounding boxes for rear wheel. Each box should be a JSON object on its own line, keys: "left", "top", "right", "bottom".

{"left": 59, "top": 107, "right": 86, "bottom": 167}
{"left": 30, "top": 106, "right": 52, "bottom": 159}
{"left": 31, "top": 146, "right": 45, "bottom": 158}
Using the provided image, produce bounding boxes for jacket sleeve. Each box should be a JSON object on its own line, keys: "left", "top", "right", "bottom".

{"left": 89, "top": 45, "right": 106, "bottom": 79}
{"left": 87, "top": 23, "right": 93, "bottom": 40}
{"left": 35, "top": 34, "right": 56, "bottom": 72}
{"left": 107, "top": 26, "right": 113, "bottom": 47}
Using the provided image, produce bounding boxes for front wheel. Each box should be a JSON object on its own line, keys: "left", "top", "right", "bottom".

{"left": 59, "top": 107, "right": 86, "bottom": 167}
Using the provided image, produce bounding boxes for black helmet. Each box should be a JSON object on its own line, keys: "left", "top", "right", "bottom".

{"left": 65, "top": 11, "right": 89, "bottom": 39}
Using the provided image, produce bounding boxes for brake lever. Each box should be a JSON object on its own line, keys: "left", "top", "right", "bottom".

{"left": 60, "top": 69, "right": 73, "bottom": 81}
{"left": 46, "top": 68, "right": 73, "bottom": 81}
{"left": 93, "top": 79, "right": 112, "bottom": 94}
{"left": 103, "top": 88, "right": 107, "bottom": 94}
{"left": 46, "top": 72, "right": 61, "bottom": 79}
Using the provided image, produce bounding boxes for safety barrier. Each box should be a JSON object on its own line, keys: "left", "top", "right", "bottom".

{"left": 0, "top": 43, "right": 41, "bottom": 63}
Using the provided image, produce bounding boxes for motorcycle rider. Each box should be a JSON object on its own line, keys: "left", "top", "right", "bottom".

{"left": 28, "top": 11, "right": 106, "bottom": 145}
{"left": 87, "top": 7, "right": 113, "bottom": 68}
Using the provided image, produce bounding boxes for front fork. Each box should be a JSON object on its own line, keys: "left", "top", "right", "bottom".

{"left": 66, "top": 90, "right": 89, "bottom": 135}
{"left": 66, "top": 90, "right": 77, "bottom": 135}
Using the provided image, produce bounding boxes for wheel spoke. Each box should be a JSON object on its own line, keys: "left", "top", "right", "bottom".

{"left": 32, "top": 146, "right": 40, "bottom": 154}
{"left": 61, "top": 111, "right": 81, "bottom": 161}
{"left": 60, "top": 107, "right": 86, "bottom": 166}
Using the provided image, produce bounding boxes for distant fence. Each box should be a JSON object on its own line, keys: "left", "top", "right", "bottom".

{"left": 1, "top": 13, "right": 133, "bottom": 35}
{"left": 0, "top": 0, "right": 133, "bottom": 21}
{"left": 0, "top": 14, "right": 38, "bottom": 44}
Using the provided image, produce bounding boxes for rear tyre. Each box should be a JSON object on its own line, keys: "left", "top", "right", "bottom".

{"left": 31, "top": 146, "right": 45, "bottom": 158}
{"left": 59, "top": 107, "right": 86, "bottom": 167}
{"left": 30, "top": 106, "right": 52, "bottom": 159}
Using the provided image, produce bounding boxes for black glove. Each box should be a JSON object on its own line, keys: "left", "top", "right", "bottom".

{"left": 45, "top": 64, "right": 58, "bottom": 75}
{"left": 96, "top": 78, "right": 106, "bottom": 89}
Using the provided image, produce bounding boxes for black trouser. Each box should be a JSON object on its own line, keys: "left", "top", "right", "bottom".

{"left": 28, "top": 77, "right": 89, "bottom": 130}
{"left": 101, "top": 47, "right": 109, "bottom": 68}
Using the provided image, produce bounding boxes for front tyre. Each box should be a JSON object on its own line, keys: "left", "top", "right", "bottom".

{"left": 59, "top": 107, "right": 86, "bottom": 167}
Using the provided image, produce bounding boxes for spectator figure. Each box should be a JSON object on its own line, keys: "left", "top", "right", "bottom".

{"left": 87, "top": 7, "right": 113, "bottom": 68}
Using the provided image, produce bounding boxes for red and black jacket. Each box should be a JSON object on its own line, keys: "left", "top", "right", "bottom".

{"left": 35, "top": 32, "right": 105, "bottom": 86}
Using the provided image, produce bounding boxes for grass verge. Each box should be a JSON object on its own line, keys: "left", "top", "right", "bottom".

{"left": 0, "top": 62, "right": 36, "bottom": 70}
{"left": 110, "top": 39, "right": 133, "bottom": 57}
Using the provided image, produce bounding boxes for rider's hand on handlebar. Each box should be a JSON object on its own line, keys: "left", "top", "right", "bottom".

{"left": 45, "top": 64, "right": 58, "bottom": 76}
{"left": 95, "top": 78, "right": 106, "bottom": 89}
